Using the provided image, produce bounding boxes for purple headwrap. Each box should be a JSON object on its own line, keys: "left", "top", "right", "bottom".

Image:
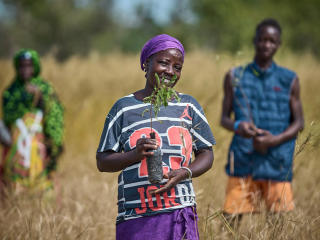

{"left": 140, "top": 34, "right": 185, "bottom": 71}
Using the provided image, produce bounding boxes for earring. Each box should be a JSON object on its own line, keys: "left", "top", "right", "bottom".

{"left": 144, "top": 68, "right": 147, "bottom": 72}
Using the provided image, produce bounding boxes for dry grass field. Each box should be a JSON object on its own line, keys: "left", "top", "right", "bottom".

{"left": 0, "top": 50, "right": 319, "bottom": 239}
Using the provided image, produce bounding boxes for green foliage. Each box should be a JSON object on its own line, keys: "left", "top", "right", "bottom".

{"left": 0, "top": 0, "right": 320, "bottom": 59}
{"left": 0, "top": 0, "right": 114, "bottom": 60}
{"left": 192, "top": 0, "right": 320, "bottom": 55}
{"left": 142, "top": 73, "right": 181, "bottom": 124}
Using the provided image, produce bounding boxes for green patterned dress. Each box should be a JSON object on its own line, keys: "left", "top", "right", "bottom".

{"left": 2, "top": 49, "right": 64, "bottom": 191}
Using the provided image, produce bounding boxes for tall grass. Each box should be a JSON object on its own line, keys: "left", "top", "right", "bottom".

{"left": 0, "top": 50, "right": 319, "bottom": 239}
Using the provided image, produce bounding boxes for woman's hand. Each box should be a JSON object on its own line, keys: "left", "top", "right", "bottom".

{"left": 96, "top": 137, "right": 158, "bottom": 172}
{"left": 148, "top": 169, "right": 189, "bottom": 195}
{"left": 26, "top": 84, "right": 43, "bottom": 106}
{"left": 25, "top": 84, "right": 42, "bottom": 96}
{"left": 149, "top": 147, "right": 214, "bottom": 195}
{"left": 134, "top": 138, "right": 158, "bottom": 160}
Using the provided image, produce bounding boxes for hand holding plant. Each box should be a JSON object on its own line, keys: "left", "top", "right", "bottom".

{"left": 142, "top": 73, "right": 181, "bottom": 184}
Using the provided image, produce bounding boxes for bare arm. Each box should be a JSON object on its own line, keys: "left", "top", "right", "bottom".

{"left": 274, "top": 77, "right": 304, "bottom": 143}
{"left": 96, "top": 138, "right": 158, "bottom": 172}
{"left": 220, "top": 71, "right": 256, "bottom": 138}
{"left": 96, "top": 150, "right": 139, "bottom": 172}
{"left": 220, "top": 71, "right": 235, "bottom": 131}
{"left": 187, "top": 147, "right": 214, "bottom": 178}
{"left": 0, "top": 119, "right": 11, "bottom": 147}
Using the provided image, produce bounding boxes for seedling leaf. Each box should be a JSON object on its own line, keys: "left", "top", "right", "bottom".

{"left": 143, "top": 73, "right": 181, "bottom": 132}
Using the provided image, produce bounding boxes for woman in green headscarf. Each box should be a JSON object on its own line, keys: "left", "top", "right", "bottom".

{"left": 1, "top": 49, "right": 64, "bottom": 193}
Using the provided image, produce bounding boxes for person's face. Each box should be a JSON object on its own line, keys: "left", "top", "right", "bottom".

{"left": 254, "top": 25, "right": 281, "bottom": 61}
{"left": 17, "top": 59, "right": 34, "bottom": 82}
{"left": 145, "top": 48, "right": 183, "bottom": 89}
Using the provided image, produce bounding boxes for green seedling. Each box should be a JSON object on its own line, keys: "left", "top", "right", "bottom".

{"left": 142, "top": 73, "right": 181, "bottom": 184}
{"left": 142, "top": 73, "right": 181, "bottom": 137}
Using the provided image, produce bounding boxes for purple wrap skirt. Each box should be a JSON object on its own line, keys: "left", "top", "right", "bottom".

{"left": 116, "top": 206, "right": 199, "bottom": 240}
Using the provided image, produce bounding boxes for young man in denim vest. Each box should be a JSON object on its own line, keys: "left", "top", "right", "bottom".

{"left": 220, "top": 19, "right": 304, "bottom": 224}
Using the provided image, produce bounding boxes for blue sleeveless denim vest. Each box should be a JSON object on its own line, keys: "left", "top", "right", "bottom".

{"left": 226, "top": 61, "right": 297, "bottom": 181}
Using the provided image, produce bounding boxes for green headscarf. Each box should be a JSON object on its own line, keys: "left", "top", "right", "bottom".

{"left": 13, "top": 49, "right": 41, "bottom": 77}
{"left": 3, "top": 49, "right": 64, "bottom": 172}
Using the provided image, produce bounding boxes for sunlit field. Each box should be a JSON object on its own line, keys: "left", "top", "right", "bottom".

{"left": 0, "top": 50, "right": 319, "bottom": 239}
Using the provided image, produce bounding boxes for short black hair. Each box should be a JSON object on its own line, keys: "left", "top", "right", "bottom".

{"left": 256, "top": 18, "right": 282, "bottom": 36}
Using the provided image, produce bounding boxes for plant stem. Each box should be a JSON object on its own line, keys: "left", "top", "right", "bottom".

{"left": 150, "top": 102, "right": 153, "bottom": 134}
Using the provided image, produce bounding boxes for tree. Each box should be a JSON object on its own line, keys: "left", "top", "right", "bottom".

{"left": 1, "top": 0, "right": 114, "bottom": 60}
{"left": 191, "top": 0, "right": 320, "bottom": 55}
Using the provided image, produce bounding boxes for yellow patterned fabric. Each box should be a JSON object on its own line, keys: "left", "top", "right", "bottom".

{"left": 3, "top": 110, "right": 54, "bottom": 191}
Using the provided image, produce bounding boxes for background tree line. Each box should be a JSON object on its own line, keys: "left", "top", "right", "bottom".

{"left": 0, "top": 0, "right": 319, "bottom": 60}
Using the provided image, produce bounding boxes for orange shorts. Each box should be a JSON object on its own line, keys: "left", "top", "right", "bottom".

{"left": 223, "top": 176, "right": 294, "bottom": 214}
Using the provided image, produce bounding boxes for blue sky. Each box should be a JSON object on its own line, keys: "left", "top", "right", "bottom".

{"left": 0, "top": 0, "right": 12, "bottom": 20}
{"left": 113, "top": 0, "right": 194, "bottom": 26}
